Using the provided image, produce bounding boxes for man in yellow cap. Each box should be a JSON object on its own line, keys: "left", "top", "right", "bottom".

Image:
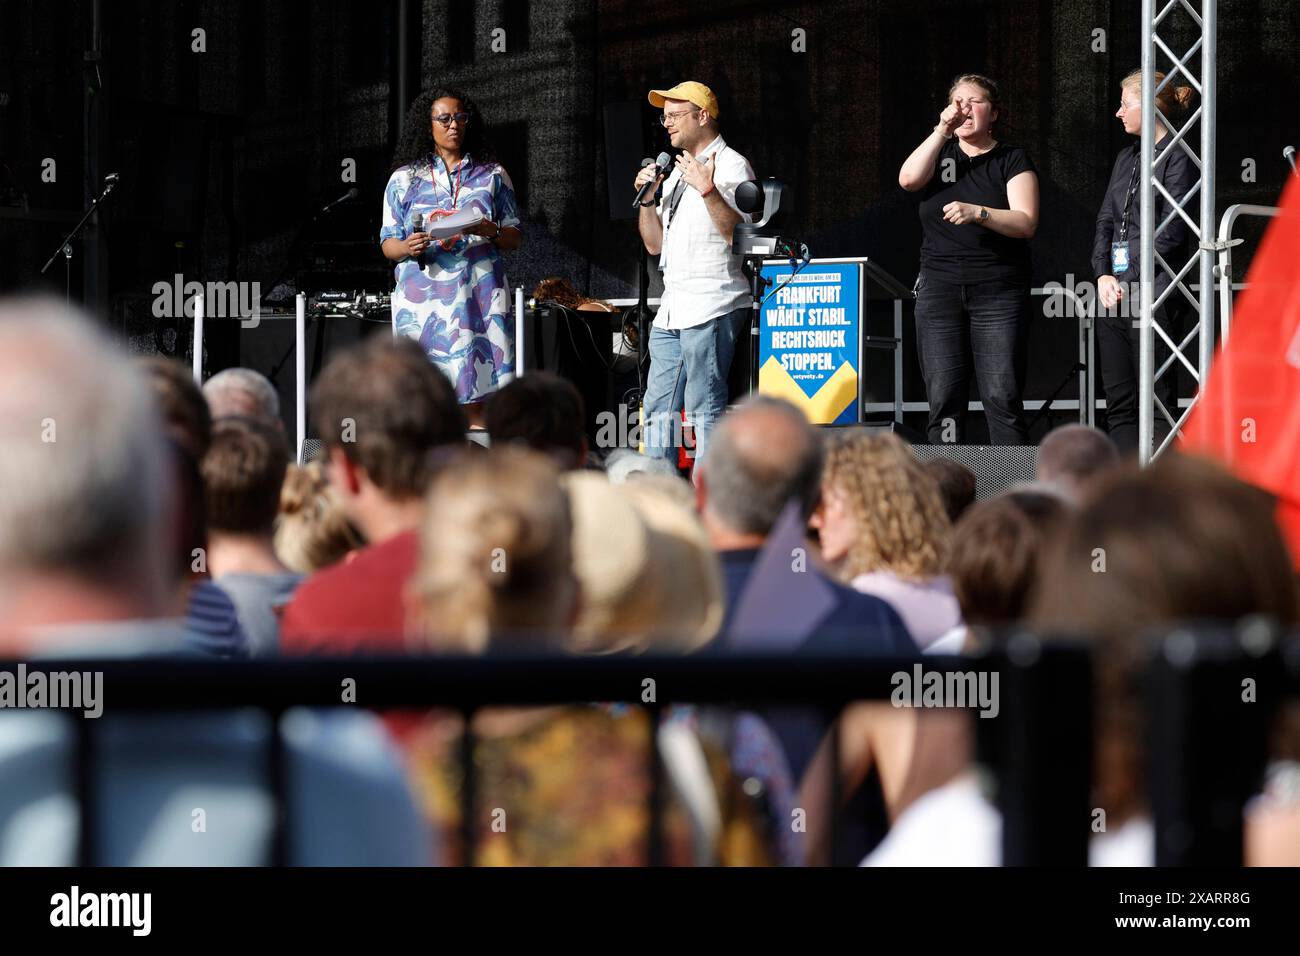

{"left": 633, "top": 81, "right": 755, "bottom": 472}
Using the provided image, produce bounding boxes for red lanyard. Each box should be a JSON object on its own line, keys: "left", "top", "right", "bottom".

{"left": 434, "top": 155, "right": 463, "bottom": 209}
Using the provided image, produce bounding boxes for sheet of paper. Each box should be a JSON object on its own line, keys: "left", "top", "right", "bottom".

{"left": 422, "top": 208, "right": 484, "bottom": 239}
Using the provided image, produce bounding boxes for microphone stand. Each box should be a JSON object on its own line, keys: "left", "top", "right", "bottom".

{"left": 40, "top": 175, "right": 119, "bottom": 305}
{"left": 741, "top": 255, "right": 772, "bottom": 395}
{"left": 262, "top": 196, "right": 355, "bottom": 386}
{"left": 1026, "top": 361, "right": 1086, "bottom": 438}
{"left": 635, "top": 240, "right": 651, "bottom": 390}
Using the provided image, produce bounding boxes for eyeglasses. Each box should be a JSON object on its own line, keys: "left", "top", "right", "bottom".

{"left": 432, "top": 112, "right": 472, "bottom": 127}
{"left": 660, "top": 108, "right": 699, "bottom": 127}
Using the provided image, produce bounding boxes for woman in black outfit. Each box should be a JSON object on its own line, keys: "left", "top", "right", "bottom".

{"left": 899, "top": 73, "right": 1039, "bottom": 446}
{"left": 1091, "top": 70, "right": 1195, "bottom": 455}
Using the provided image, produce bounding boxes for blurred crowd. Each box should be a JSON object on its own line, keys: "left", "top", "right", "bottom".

{"left": 0, "top": 296, "right": 1297, "bottom": 866}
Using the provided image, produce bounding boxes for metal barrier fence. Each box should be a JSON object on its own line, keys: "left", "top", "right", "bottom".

{"left": 7, "top": 623, "right": 1297, "bottom": 866}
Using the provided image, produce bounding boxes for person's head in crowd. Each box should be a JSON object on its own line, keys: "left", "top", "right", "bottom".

{"left": 0, "top": 299, "right": 175, "bottom": 637}
{"left": 310, "top": 336, "right": 465, "bottom": 544}
{"left": 923, "top": 457, "right": 978, "bottom": 524}
{"left": 696, "top": 396, "right": 824, "bottom": 550}
{"left": 948, "top": 489, "right": 1070, "bottom": 629}
{"left": 622, "top": 470, "right": 697, "bottom": 513}
{"left": 274, "top": 462, "right": 363, "bottom": 573}
{"left": 136, "top": 357, "right": 215, "bottom": 593}
{"left": 564, "top": 472, "right": 722, "bottom": 654}
{"left": 203, "top": 367, "right": 282, "bottom": 427}
{"left": 811, "top": 432, "right": 950, "bottom": 583}
{"left": 407, "top": 447, "right": 579, "bottom": 653}
{"left": 200, "top": 416, "right": 290, "bottom": 572}
{"left": 1035, "top": 424, "right": 1121, "bottom": 503}
{"left": 604, "top": 448, "right": 680, "bottom": 484}
{"left": 137, "top": 355, "right": 212, "bottom": 460}
{"left": 1030, "top": 453, "right": 1298, "bottom": 830}
{"left": 483, "top": 371, "right": 587, "bottom": 469}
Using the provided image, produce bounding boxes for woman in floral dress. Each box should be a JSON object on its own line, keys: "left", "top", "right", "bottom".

{"left": 381, "top": 88, "right": 522, "bottom": 427}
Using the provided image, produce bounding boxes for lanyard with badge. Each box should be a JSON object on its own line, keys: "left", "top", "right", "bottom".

{"left": 423, "top": 154, "right": 466, "bottom": 252}
{"left": 663, "top": 156, "right": 714, "bottom": 230}
{"left": 1111, "top": 150, "right": 1139, "bottom": 275}
{"left": 660, "top": 152, "right": 714, "bottom": 271}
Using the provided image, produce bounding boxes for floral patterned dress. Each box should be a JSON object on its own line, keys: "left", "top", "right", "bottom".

{"left": 380, "top": 153, "right": 521, "bottom": 403}
{"left": 407, "top": 706, "right": 775, "bottom": 866}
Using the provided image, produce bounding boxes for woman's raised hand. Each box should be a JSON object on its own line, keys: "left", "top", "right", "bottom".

{"left": 938, "top": 101, "right": 969, "bottom": 136}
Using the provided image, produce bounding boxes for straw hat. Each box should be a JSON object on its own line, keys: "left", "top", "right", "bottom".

{"left": 563, "top": 472, "right": 723, "bottom": 653}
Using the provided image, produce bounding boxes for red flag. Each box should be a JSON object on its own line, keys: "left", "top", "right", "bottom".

{"left": 1182, "top": 176, "right": 1300, "bottom": 565}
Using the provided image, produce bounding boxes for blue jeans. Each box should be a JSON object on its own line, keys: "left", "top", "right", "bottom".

{"left": 642, "top": 307, "right": 748, "bottom": 467}
{"left": 914, "top": 274, "right": 1030, "bottom": 445}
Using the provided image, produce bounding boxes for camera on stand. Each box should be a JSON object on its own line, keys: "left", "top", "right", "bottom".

{"left": 731, "top": 178, "right": 809, "bottom": 393}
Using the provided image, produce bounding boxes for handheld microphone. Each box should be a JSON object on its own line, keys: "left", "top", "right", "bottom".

{"left": 321, "top": 186, "right": 360, "bottom": 214}
{"left": 411, "top": 213, "right": 426, "bottom": 272}
{"left": 632, "top": 152, "right": 672, "bottom": 210}
{"left": 1285, "top": 146, "right": 1297, "bottom": 178}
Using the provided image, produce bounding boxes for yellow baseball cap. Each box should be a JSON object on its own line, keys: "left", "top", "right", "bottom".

{"left": 648, "top": 81, "right": 720, "bottom": 119}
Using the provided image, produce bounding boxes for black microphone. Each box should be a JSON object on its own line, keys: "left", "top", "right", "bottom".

{"left": 1285, "top": 146, "right": 1297, "bottom": 178}
{"left": 632, "top": 152, "right": 672, "bottom": 210}
{"left": 411, "top": 213, "right": 426, "bottom": 272}
{"left": 321, "top": 186, "right": 359, "bottom": 214}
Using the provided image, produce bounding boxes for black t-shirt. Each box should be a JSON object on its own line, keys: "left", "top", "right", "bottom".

{"left": 918, "top": 139, "right": 1037, "bottom": 284}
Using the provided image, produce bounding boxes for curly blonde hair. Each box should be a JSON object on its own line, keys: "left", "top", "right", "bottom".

{"left": 822, "top": 432, "right": 951, "bottom": 582}
{"left": 273, "top": 462, "right": 362, "bottom": 573}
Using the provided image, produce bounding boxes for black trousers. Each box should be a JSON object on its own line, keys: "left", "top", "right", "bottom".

{"left": 1097, "top": 300, "right": 1181, "bottom": 455}
{"left": 914, "top": 273, "right": 1031, "bottom": 445}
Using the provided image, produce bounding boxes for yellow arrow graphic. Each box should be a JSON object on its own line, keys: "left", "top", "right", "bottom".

{"left": 758, "top": 357, "right": 858, "bottom": 423}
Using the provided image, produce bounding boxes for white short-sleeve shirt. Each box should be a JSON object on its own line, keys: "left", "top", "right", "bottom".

{"left": 654, "top": 135, "right": 755, "bottom": 331}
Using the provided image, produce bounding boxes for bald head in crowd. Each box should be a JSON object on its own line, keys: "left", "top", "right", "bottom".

{"left": 0, "top": 298, "right": 175, "bottom": 635}
{"left": 1035, "top": 424, "right": 1121, "bottom": 503}
{"left": 696, "top": 397, "right": 824, "bottom": 547}
{"left": 203, "top": 367, "right": 281, "bottom": 426}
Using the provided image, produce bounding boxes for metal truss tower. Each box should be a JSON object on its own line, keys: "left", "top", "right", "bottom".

{"left": 1139, "top": 0, "right": 1217, "bottom": 462}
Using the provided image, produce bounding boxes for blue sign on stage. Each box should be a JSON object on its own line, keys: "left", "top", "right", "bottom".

{"left": 758, "top": 259, "right": 863, "bottom": 425}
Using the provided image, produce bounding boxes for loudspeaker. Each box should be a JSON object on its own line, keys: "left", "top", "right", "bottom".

{"left": 232, "top": 312, "right": 389, "bottom": 438}
{"left": 907, "top": 444, "right": 1037, "bottom": 500}
{"left": 523, "top": 304, "right": 614, "bottom": 447}
{"left": 160, "top": 119, "right": 208, "bottom": 234}
{"left": 827, "top": 425, "right": 1036, "bottom": 500}
{"left": 603, "top": 101, "right": 646, "bottom": 221}
{"left": 299, "top": 438, "right": 327, "bottom": 465}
